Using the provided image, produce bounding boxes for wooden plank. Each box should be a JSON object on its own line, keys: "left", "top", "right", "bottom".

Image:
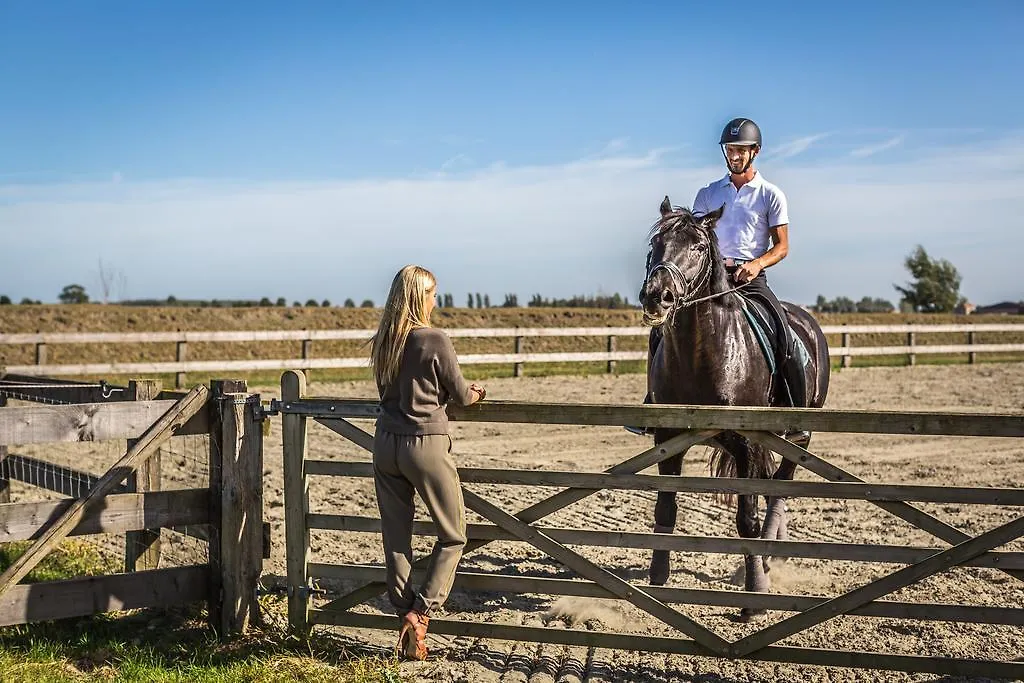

{"left": 312, "top": 611, "right": 1024, "bottom": 680}
{"left": 0, "top": 399, "right": 208, "bottom": 445}
{"left": 0, "top": 376, "right": 130, "bottom": 404}
{"left": 0, "top": 394, "right": 8, "bottom": 503}
{"left": 0, "top": 384, "right": 209, "bottom": 598}
{"left": 0, "top": 565, "right": 209, "bottom": 627}
{"left": 459, "top": 487, "right": 732, "bottom": 655}
{"left": 306, "top": 460, "right": 1024, "bottom": 506}
{"left": 314, "top": 418, "right": 374, "bottom": 451}
{"left": 126, "top": 380, "right": 162, "bottom": 573}
{"left": 0, "top": 489, "right": 211, "bottom": 542}
{"left": 282, "top": 370, "right": 310, "bottom": 635}
{"left": 743, "top": 430, "right": 1024, "bottom": 586}
{"left": 315, "top": 514, "right": 1024, "bottom": 569}
{"left": 317, "top": 430, "right": 716, "bottom": 614}
{"left": 312, "top": 564, "right": 1024, "bottom": 626}
{"left": 2, "top": 323, "right": 1021, "bottom": 346}
{"left": 831, "top": 343, "right": 1024, "bottom": 356}
{"left": 730, "top": 512, "right": 1024, "bottom": 658}
{"left": 213, "top": 382, "right": 263, "bottom": 636}
{"left": 284, "top": 398, "right": 1024, "bottom": 438}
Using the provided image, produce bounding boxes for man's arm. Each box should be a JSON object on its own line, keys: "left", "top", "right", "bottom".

{"left": 734, "top": 224, "right": 788, "bottom": 283}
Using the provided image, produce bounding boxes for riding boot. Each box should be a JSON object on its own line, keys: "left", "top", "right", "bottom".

{"left": 779, "top": 353, "right": 811, "bottom": 444}
{"left": 624, "top": 391, "right": 654, "bottom": 436}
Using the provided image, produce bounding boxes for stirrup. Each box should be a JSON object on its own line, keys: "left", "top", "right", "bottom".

{"left": 397, "top": 610, "right": 429, "bottom": 661}
{"left": 624, "top": 425, "right": 653, "bottom": 436}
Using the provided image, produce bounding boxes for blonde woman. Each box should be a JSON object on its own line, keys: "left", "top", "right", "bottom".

{"left": 370, "top": 264, "right": 485, "bottom": 661}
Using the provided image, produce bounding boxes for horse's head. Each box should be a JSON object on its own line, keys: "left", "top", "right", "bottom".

{"left": 640, "top": 196, "right": 726, "bottom": 325}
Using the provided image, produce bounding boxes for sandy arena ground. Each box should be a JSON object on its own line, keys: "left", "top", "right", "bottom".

{"left": 11, "top": 363, "right": 1024, "bottom": 681}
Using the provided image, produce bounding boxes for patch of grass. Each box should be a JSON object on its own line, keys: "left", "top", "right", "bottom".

{"left": 0, "top": 539, "right": 120, "bottom": 583}
{"left": 0, "top": 603, "right": 403, "bottom": 682}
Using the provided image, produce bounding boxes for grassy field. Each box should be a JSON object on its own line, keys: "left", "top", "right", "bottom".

{"left": 1, "top": 304, "right": 1022, "bottom": 386}
{"left": 0, "top": 541, "right": 402, "bottom": 682}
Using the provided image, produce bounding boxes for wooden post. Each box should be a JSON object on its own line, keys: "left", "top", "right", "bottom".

{"left": 282, "top": 370, "right": 310, "bottom": 636}
{"left": 607, "top": 335, "right": 617, "bottom": 374}
{"left": 125, "top": 379, "right": 162, "bottom": 572}
{"left": 175, "top": 341, "right": 188, "bottom": 389}
{"left": 35, "top": 343, "right": 47, "bottom": 367}
{"left": 841, "top": 332, "right": 852, "bottom": 368}
{"left": 208, "top": 379, "right": 263, "bottom": 637}
{"left": 969, "top": 330, "right": 977, "bottom": 364}
{"left": 513, "top": 333, "right": 524, "bottom": 378}
{"left": 0, "top": 394, "right": 8, "bottom": 503}
{"left": 907, "top": 332, "right": 916, "bottom": 367}
{"left": 301, "top": 339, "right": 313, "bottom": 382}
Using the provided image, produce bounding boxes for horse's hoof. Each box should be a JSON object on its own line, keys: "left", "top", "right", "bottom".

{"left": 649, "top": 551, "right": 671, "bottom": 586}
{"left": 737, "top": 608, "right": 769, "bottom": 623}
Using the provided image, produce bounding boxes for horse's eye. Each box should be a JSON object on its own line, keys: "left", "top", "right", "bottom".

{"left": 691, "top": 243, "right": 708, "bottom": 253}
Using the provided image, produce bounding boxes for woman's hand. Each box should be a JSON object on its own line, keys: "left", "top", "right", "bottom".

{"left": 470, "top": 383, "right": 486, "bottom": 401}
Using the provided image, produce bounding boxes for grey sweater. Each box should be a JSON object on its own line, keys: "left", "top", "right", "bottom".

{"left": 376, "top": 327, "right": 476, "bottom": 435}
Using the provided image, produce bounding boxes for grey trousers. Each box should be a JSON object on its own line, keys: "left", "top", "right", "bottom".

{"left": 372, "top": 430, "right": 467, "bottom": 616}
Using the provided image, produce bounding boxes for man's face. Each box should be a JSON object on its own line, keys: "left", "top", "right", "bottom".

{"left": 724, "top": 143, "right": 757, "bottom": 174}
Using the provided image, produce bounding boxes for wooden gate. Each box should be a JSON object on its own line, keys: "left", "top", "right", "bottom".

{"left": 278, "top": 370, "right": 1024, "bottom": 678}
{"left": 0, "top": 376, "right": 265, "bottom": 635}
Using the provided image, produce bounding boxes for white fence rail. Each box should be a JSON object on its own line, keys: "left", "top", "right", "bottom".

{"left": 2, "top": 325, "right": 1022, "bottom": 383}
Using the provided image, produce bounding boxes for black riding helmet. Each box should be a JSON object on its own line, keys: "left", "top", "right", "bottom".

{"left": 720, "top": 118, "right": 761, "bottom": 174}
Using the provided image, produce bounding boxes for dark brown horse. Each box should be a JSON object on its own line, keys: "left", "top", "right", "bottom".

{"left": 639, "top": 197, "right": 830, "bottom": 621}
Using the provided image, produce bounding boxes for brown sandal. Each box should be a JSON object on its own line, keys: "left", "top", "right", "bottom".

{"left": 396, "top": 610, "right": 429, "bottom": 661}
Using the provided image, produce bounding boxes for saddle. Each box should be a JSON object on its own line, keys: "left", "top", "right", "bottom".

{"left": 737, "top": 291, "right": 810, "bottom": 406}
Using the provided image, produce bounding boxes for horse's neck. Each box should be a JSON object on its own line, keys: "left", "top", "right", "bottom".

{"left": 665, "top": 297, "right": 748, "bottom": 375}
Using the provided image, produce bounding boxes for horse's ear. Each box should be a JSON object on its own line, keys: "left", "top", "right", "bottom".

{"left": 659, "top": 195, "right": 672, "bottom": 217}
{"left": 700, "top": 204, "right": 726, "bottom": 229}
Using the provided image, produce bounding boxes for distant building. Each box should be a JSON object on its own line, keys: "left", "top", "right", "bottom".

{"left": 973, "top": 301, "right": 1023, "bottom": 315}
{"left": 954, "top": 301, "right": 976, "bottom": 315}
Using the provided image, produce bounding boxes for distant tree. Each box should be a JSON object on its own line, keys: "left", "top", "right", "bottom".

{"left": 258, "top": 297, "right": 272, "bottom": 306}
{"left": 502, "top": 293, "right": 519, "bottom": 307}
{"left": 0, "top": 295, "right": 10, "bottom": 305}
{"left": 19, "top": 297, "right": 41, "bottom": 305}
{"left": 305, "top": 299, "right": 319, "bottom": 307}
{"left": 443, "top": 293, "right": 454, "bottom": 307}
{"left": 321, "top": 299, "right": 331, "bottom": 308}
{"left": 343, "top": 298, "right": 356, "bottom": 308}
{"left": 167, "top": 295, "right": 178, "bottom": 305}
{"left": 483, "top": 294, "right": 490, "bottom": 307}
{"left": 467, "top": 293, "right": 474, "bottom": 308}
{"left": 894, "top": 245, "right": 963, "bottom": 313}
{"left": 436, "top": 294, "right": 443, "bottom": 308}
{"left": 293, "top": 301, "right": 302, "bottom": 307}
{"left": 58, "top": 284, "right": 89, "bottom": 304}
{"left": 360, "top": 299, "right": 375, "bottom": 308}
{"left": 475, "top": 293, "right": 482, "bottom": 308}
{"left": 276, "top": 297, "right": 287, "bottom": 307}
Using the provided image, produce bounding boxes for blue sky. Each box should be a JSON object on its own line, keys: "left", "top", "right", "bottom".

{"left": 1, "top": 1, "right": 1022, "bottom": 307}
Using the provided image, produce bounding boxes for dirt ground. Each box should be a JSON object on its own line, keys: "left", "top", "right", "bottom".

{"left": 10, "top": 363, "right": 1024, "bottom": 681}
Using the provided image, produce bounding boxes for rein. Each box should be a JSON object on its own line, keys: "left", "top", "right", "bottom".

{"left": 645, "top": 257, "right": 752, "bottom": 310}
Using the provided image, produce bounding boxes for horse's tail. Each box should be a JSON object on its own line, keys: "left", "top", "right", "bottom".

{"left": 708, "top": 438, "right": 776, "bottom": 507}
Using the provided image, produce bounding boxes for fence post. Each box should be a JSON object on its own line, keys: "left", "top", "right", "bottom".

{"left": 514, "top": 331, "right": 524, "bottom": 378}
{"left": 301, "top": 339, "right": 313, "bottom": 382}
{"left": 607, "top": 335, "right": 617, "bottom": 374}
{"left": 841, "top": 332, "right": 852, "bottom": 368}
{"left": 282, "top": 370, "right": 310, "bottom": 636}
{"left": 969, "top": 330, "right": 977, "bottom": 364}
{"left": 907, "top": 332, "right": 916, "bottom": 367}
{"left": 0, "top": 394, "right": 7, "bottom": 503}
{"left": 35, "top": 343, "right": 47, "bottom": 367}
{"left": 208, "top": 379, "right": 263, "bottom": 637}
{"left": 175, "top": 340, "right": 188, "bottom": 389}
{"left": 125, "top": 379, "right": 162, "bottom": 572}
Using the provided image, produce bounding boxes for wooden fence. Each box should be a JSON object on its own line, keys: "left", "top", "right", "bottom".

{"left": 277, "top": 369, "right": 1024, "bottom": 678}
{"left": 0, "top": 376, "right": 265, "bottom": 635}
{"left": 2, "top": 324, "right": 1023, "bottom": 386}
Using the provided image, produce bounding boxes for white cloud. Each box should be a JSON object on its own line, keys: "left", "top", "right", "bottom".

{"left": 764, "top": 133, "right": 830, "bottom": 161}
{"left": 850, "top": 136, "right": 904, "bottom": 158}
{"left": 1, "top": 136, "right": 1022, "bottom": 308}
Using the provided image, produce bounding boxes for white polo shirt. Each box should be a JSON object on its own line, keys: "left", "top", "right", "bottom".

{"left": 692, "top": 171, "right": 789, "bottom": 261}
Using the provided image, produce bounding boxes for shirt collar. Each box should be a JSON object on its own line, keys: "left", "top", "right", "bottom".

{"left": 719, "top": 171, "right": 764, "bottom": 190}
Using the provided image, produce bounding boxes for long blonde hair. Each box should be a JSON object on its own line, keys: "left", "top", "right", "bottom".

{"left": 370, "top": 265, "right": 436, "bottom": 391}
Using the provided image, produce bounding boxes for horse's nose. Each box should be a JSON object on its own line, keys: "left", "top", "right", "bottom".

{"left": 660, "top": 289, "right": 674, "bottom": 306}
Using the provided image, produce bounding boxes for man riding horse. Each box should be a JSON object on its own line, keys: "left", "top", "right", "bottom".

{"left": 629, "top": 117, "right": 806, "bottom": 434}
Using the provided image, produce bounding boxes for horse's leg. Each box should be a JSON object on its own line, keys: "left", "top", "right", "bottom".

{"left": 735, "top": 442, "right": 770, "bottom": 622}
{"left": 761, "top": 456, "right": 798, "bottom": 573}
{"left": 650, "top": 450, "right": 683, "bottom": 586}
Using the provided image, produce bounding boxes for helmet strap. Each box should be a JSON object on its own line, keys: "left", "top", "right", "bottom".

{"left": 722, "top": 145, "right": 759, "bottom": 175}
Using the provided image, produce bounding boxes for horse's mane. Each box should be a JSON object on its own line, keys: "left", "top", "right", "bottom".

{"left": 649, "top": 206, "right": 737, "bottom": 304}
